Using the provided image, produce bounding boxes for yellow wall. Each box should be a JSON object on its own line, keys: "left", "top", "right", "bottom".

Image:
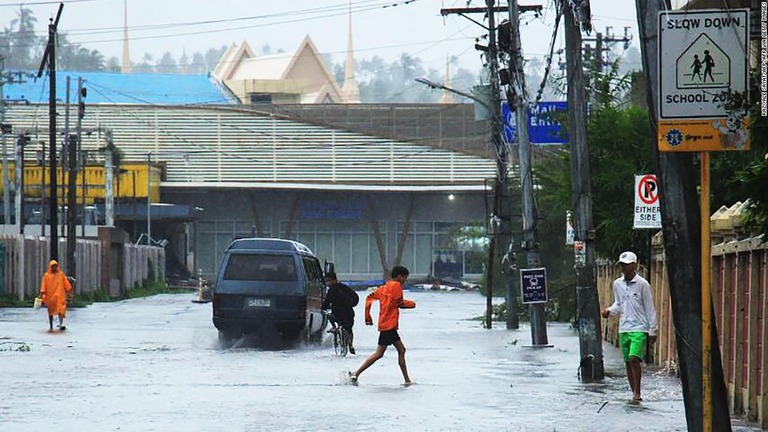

{"left": 0, "top": 162, "right": 161, "bottom": 204}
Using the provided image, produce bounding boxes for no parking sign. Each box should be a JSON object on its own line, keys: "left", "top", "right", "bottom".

{"left": 634, "top": 174, "right": 662, "bottom": 229}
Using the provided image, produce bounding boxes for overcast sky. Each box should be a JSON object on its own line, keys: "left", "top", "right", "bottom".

{"left": 0, "top": 0, "right": 643, "bottom": 74}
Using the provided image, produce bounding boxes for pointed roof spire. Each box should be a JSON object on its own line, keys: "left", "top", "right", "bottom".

{"left": 340, "top": 0, "right": 361, "bottom": 103}
{"left": 180, "top": 49, "right": 189, "bottom": 74}
{"left": 121, "top": 0, "right": 131, "bottom": 73}
{"left": 439, "top": 56, "right": 455, "bottom": 104}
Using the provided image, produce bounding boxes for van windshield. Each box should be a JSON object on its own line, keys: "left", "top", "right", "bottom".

{"left": 223, "top": 254, "right": 297, "bottom": 282}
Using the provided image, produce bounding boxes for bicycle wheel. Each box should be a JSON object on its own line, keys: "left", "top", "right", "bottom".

{"left": 333, "top": 330, "right": 344, "bottom": 356}
{"left": 338, "top": 328, "right": 349, "bottom": 356}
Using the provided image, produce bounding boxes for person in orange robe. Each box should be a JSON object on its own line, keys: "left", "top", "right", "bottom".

{"left": 349, "top": 265, "right": 416, "bottom": 385}
{"left": 39, "top": 260, "right": 73, "bottom": 332}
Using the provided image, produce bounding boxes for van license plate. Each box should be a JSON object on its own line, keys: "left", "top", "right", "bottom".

{"left": 247, "top": 298, "right": 271, "bottom": 308}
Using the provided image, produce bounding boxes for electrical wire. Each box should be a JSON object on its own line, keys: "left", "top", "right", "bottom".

{"left": 63, "top": 0, "right": 388, "bottom": 35}
{"left": 0, "top": 0, "right": 100, "bottom": 6}
{"left": 3, "top": 0, "right": 423, "bottom": 50}
{"left": 65, "top": 1, "right": 421, "bottom": 47}
{"left": 531, "top": 0, "right": 562, "bottom": 106}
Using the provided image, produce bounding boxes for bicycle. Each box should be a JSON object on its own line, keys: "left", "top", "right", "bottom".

{"left": 323, "top": 311, "right": 352, "bottom": 356}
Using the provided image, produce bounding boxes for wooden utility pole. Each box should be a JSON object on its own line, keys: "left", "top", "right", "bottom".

{"left": 0, "top": 61, "right": 10, "bottom": 224}
{"left": 14, "top": 134, "right": 25, "bottom": 234}
{"left": 484, "top": 0, "right": 505, "bottom": 330}
{"left": 440, "top": 1, "right": 508, "bottom": 329}
{"left": 562, "top": 0, "right": 604, "bottom": 381}
{"left": 67, "top": 77, "right": 85, "bottom": 278}
{"left": 508, "top": 0, "right": 547, "bottom": 345}
{"left": 36, "top": 2, "right": 64, "bottom": 259}
{"left": 635, "top": 1, "right": 731, "bottom": 430}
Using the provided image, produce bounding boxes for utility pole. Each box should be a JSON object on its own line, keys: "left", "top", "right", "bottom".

{"left": 14, "top": 134, "right": 25, "bottom": 233}
{"left": 483, "top": 0, "right": 505, "bottom": 330}
{"left": 67, "top": 77, "right": 85, "bottom": 277}
{"left": 105, "top": 131, "right": 114, "bottom": 227}
{"left": 66, "top": 81, "right": 80, "bottom": 279}
{"left": 66, "top": 132, "right": 76, "bottom": 277}
{"left": 0, "top": 67, "right": 28, "bottom": 227}
{"left": 440, "top": 2, "right": 508, "bottom": 329}
{"left": 440, "top": 1, "right": 542, "bottom": 331}
{"left": 63, "top": 76, "right": 70, "bottom": 244}
{"left": 635, "top": 1, "right": 731, "bottom": 430}
{"left": 0, "top": 59, "right": 10, "bottom": 225}
{"left": 562, "top": 0, "right": 604, "bottom": 381}
{"left": 583, "top": 27, "right": 632, "bottom": 101}
{"left": 507, "top": 0, "right": 548, "bottom": 345}
{"left": 146, "top": 152, "right": 152, "bottom": 245}
{"left": 584, "top": 27, "right": 633, "bottom": 74}
{"left": 36, "top": 2, "right": 64, "bottom": 260}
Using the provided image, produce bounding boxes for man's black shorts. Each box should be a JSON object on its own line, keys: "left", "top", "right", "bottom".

{"left": 377, "top": 329, "right": 401, "bottom": 346}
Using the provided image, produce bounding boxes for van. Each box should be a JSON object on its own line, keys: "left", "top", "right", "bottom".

{"left": 211, "top": 238, "right": 327, "bottom": 343}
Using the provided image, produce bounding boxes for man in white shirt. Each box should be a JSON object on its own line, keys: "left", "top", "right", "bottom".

{"left": 601, "top": 251, "right": 658, "bottom": 402}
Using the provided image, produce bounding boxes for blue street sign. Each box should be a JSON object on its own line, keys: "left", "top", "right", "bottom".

{"left": 502, "top": 101, "right": 568, "bottom": 144}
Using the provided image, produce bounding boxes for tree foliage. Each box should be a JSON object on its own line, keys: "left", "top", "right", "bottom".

{"left": 0, "top": 6, "right": 41, "bottom": 69}
{"left": 535, "top": 103, "right": 656, "bottom": 263}
{"left": 0, "top": 7, "right": 108, "bottom": 71}
{"left": 56, "top": 33, "right": 106, "bottom": 71}
{"left": 536, "top": 60, "right": 767, "bottom": 270}
{"left": 713, "top": 68, "right": 768, "bottom": 236}
{"left": 356, "top": 54, "right": 477, "bottom": 103}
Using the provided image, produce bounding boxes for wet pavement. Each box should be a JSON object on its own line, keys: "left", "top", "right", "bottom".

{"left": 0, "top": 291, "right": 761, "bottom": 432}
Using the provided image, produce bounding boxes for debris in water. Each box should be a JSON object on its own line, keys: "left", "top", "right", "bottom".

{"left": 597, "top": 401, "right": 609, "bottom": 413}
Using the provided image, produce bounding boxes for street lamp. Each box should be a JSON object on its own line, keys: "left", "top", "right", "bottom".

{"left": 414, "top": 78, "right": 491, "bottom": 111}
{"left": 416, "top": 77, "right": 507, "bottom": 330}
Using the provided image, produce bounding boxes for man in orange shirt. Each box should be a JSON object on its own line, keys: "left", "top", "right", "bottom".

{"left": 39, "top": 260, "right": 73, "bottom": 332}
{"left": 349, "top": 266, "right": 416, "bottom": 385}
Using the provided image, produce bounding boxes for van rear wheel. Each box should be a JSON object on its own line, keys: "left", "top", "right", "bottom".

{"left": 218, "top": 329, "right": 240, "bottom": 347}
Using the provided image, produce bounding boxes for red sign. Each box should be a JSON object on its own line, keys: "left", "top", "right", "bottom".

{"left": 638, "top": 174, "right": 659, "bottom": 205}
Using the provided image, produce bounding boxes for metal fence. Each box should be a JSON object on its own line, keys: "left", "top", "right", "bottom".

{"left": 0, "top": 234, "right": 164, "bottom": 300}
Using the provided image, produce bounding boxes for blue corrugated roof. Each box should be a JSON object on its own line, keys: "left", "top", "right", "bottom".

{"left": 4, "top": 71, "right": 237, "bottom": 105}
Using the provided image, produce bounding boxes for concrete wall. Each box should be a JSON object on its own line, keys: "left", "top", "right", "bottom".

{"left": 598, "top": 229, "right": 768, "bottom": 429}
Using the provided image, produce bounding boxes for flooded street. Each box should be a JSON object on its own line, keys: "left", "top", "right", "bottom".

{"left": 0, "top": 291, "right": 758, "bottom": 431}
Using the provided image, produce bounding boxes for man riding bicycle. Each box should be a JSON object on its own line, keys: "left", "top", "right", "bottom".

{"left": 323, "top": 272, "right": 358, "bottom": 355}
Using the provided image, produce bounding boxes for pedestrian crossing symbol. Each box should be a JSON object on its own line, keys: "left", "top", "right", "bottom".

{"left": 676, "top": 34, "right": 729, "bottom": 89}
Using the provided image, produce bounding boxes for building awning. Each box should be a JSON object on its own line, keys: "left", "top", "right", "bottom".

{"left": 110, "top": 202, "right": 202, "bottom": 221}
{"left": 160, "top": 182, "right": 490, "bottom": 192}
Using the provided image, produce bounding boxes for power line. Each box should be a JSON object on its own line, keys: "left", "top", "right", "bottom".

{"left": 0, "top": 0, "right": 100, "bottom": 7}
{"left": 61, "top": 0, "right": 389, "bottom": 35}
{"left": 11, "top": 0, "right": 421, "bottom": 44}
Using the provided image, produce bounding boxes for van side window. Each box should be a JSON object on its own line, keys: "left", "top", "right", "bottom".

{"left": 224, "top": 254, "right": 297, "bottom": 281}
{"left": 302, "top": 257, "right": 323, "bottom": 285}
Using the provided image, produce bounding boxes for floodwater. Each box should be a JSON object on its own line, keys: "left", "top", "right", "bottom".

{"left": 0, "top": 291, "right": 761, "bottom": 432}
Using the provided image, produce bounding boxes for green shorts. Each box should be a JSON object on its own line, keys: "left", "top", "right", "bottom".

{"left": 619, "top": 332, "right": 647, "bottom": 362}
